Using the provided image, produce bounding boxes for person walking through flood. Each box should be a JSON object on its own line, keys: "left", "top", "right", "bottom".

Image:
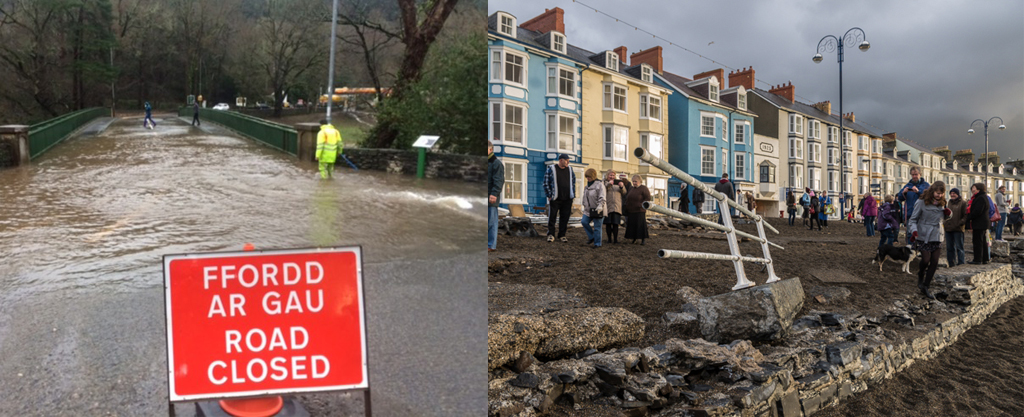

{"left": 143, "top": 101, "right": 156, "bottom": 129}
{"left": 315, "top": 119, "right": 342, "bottom": 179}
{"left": 191, "top": 100, "right": 201, "bottom": 126}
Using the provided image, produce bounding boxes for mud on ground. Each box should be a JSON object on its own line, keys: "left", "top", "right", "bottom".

{"left": 489, "top": 216, "right": 959, "bottom": 349}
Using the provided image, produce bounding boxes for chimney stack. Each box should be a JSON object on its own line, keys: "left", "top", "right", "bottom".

{"left": 694, "top": 68, "right": 725, "bottom": 86}
{"left": 630, "top": 46, "right": 663, "bottom": 74}
{"left": 980, "top": 152, "right": 1000, "bottom": 166}
{"left": 954, "top": 149, "right": 975, "bottom": 166}
{"left": 519, "top": 7, "right": 565, "bottom": 35}
{"left": 768, "top": 82, "right": 794, "bottom": 103}
{"left": 843, "top": 112, "right": 856, "bottom": 123}
{"left": 932, "top": 146, "right": 952, "bottom": 163}
{"left": 812, "top": 100, "right": 831, "bottom": 116}
{"left": 727, "top": 66, "right": 755, "bottom": 90}
{"left": 613, "top": 46, "right": 628, "bottom": 64}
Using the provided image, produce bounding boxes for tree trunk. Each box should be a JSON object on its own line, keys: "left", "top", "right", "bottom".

{"left": 371, "top": 0, "right": 458, "bottom": 149}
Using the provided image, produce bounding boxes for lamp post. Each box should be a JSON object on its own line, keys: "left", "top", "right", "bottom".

{"left": 813, "top": 27, "right": 870, "bottom": 221}
{"left": 968, "top": 117, "right": 1006, "bottom": 187}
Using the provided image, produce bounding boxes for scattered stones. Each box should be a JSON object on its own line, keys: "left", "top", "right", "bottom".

{"left": 675, "top": 287, "right": 703, "bottom": 305}
{"left": 821, "top": 313, "right": 844, "bottom": 326}
{"left": 665, "top": 338, "right": 764, "bottom": 374}
{"left": 696, "top": 278, "right": 804, "bottom": 343}
{"left": 825, "top": 341, "right": 863, "bottom": 366}
{"left": 807, "top": 286, "right": 852, "bottom": 304}
{"left": 489, "top": 264, "right": 1024, "bottom": 417}
{"left": 508, "top": 373, "right": 540, "bottom": 389}
{"left": 500, "top": 217, "right": 538, "bottom": 237}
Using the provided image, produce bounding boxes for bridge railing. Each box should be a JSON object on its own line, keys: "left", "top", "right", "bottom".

{"left": 28, "top": 107, "right": 108, "bottom": 159}
{"left": 634, "top": 147, "right": 783, "bottom": 290}
{"left": 180, "top": 107, "right": 298, "bottom": 156}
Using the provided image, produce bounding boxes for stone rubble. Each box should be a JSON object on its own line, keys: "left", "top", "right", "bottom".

{"left": 488, "top": 264, "right": 1024, "bottom": 417}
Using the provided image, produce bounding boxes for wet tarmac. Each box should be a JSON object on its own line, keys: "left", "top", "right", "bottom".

{"left": 0, "top": 115, "right": 486, "bottom": 416}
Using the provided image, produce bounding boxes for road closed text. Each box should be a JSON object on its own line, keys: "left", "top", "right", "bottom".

{"left": 166, "top": 249, "right": 366, "bottom": 399}
{"left": 200, "top": 260, "right": 330, "bottom": 386}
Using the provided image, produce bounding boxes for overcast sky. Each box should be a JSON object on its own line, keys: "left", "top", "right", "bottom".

{"left": 488, "top": 0, "right": 1024, "bottom": 163}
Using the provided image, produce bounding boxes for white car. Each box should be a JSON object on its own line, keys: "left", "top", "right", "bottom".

{"left": 212, "top": 103, "right": 230, "bottom": 110}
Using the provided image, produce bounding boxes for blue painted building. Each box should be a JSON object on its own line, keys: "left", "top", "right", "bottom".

{"left": 648, "top": 65, "right": 757, "bottom": 214}
{"left": 487, "top": 9, "right": 588, "bottom": 211}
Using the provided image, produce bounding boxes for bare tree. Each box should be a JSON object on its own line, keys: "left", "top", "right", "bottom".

{"left": 334, "top": 0, "right": 401, "bottom": 104}
{"left": 251, "top": 0, "right": 325, "bottom": 117}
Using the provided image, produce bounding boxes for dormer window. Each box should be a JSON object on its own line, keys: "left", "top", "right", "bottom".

{"left": 498, "top": 13, "right": 516, "bottom": 36}
{"left": 551, "top": 32, "right": 565, "bottom": 54}
{"left": 738, "top": 92, "right": 746, "bottom": 110}
{"left": 606, "top": 52, "right": 619, "bottom": 71}
{"left": 641, "top": 64, "right": 652, "bottom": 83}
{"left": 709, "top": 83, "right": 719, "bottom": 102}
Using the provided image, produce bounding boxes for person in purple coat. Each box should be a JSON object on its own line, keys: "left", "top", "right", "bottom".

{"left": 876, "top": 195, "right": 899, "bottom": 248}
{"left": 861, "top": 192, "right": 878, "bottom": 236}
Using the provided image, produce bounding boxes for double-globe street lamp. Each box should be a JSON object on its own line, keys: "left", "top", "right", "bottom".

{"left": 813, "top": 28, "right": 870, "bottom": 220}
{"left": 968, "top": 117, "right": 1006, "bottom": 187}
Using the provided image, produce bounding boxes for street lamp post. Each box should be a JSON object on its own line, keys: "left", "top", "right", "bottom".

{"left": 813, "top": 27, "right": 870, "bottom": 221}
{"left": 968, "top": 117, "right": 1006, "bottom": 186}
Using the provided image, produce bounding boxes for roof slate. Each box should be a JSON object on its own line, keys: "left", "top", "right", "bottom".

{"left": 659, "top": 71, "right": 750, "bottom": 113}
{"left": 751, "top": 88, "right": 886, "bottom": 137}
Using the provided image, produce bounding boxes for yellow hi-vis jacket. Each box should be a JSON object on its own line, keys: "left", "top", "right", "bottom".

{"left": 316, "top": 124, "right": 342, "bottom": 163}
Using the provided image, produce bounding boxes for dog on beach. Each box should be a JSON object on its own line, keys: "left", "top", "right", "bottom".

{"left": 872, "top": 244, "right": 917, "bottom": 274}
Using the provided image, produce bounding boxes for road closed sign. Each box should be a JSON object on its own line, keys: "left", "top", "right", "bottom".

{"left": 163, "top": 247, "right": 367, "bottom": 401}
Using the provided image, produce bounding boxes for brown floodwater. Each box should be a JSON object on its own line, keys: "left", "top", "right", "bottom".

{"left": 0, "top": 115, "right": 486, "bottom": 416}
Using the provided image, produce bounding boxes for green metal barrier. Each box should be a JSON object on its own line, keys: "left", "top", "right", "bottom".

{"left": 28, "top": 107, "right": 108, "bottom": 159}
{"left": 180, "top": 107, "right": 298, "bottom": 156}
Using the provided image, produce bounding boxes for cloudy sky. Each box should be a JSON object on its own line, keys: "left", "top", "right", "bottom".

{"left": 488, "top": 0, "right": 1024, "bottom": 163}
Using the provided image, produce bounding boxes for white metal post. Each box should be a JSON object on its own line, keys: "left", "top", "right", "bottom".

{"left": 719, "top": 198, "right": 754, "bottom": 290}
{"left": 757, "top": 220, "right": 781, "bottom": 283}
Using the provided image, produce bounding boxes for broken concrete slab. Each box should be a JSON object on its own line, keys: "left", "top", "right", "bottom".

{"left": 696, "top": 278, "right": 805, "bottom": 343}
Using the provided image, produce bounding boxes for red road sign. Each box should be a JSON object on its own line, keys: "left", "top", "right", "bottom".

{"left": 163, "top": 247, "right": 367, "bottom": 401}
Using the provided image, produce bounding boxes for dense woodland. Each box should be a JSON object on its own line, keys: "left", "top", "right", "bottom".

{"left": 0, "top": 0, "right": 484, "bottom": 152}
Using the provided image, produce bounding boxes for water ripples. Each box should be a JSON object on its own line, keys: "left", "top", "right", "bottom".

{"left": 0, "top": 118, "right": 483, "bottom": 299}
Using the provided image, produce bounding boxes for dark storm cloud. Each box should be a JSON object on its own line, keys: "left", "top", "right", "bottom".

{"left": 489, "top": 0, "right": 1024, "bottom": 161}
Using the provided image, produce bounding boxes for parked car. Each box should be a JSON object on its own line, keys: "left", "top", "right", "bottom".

{"left": 212, "top": 103, "right": 230, "bottom": 111}
{"left": 254, "top": 102, "right": 270, "bottom": 110}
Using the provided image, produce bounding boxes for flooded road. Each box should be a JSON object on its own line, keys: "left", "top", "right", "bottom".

{"left": 0, "top": 115, "right": 486, "bottom": 415}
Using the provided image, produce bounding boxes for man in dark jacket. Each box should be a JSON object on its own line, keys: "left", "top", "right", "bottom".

{"left": 898, "top": 167, "right": 929, "bottom": 243}
{"left": 192, "top": 101, "right": 201, "bottom": 126}
{"left": 487, "top": 142, "right": 504, "bottom": 252}
{"left": 714, "top": 173, "right": 735, "bottom": 225}
{"left": 692, "top": 187, "right": 705, "bottom": 214}
{"left": 543, "top": 154, "right": 576, "bottom": 242}
{"left": 678, "top": 183, "right": 690, "bottom": 214}
{"left": 944, "top": 188, "right": 968, "bottom": 266}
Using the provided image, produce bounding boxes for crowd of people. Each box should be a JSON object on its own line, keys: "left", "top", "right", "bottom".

{"left": 488, "top": 153, "right": 1024, "bottom": 298}
{"left": 486, "top": 148, "right": 657, "bottom": 251}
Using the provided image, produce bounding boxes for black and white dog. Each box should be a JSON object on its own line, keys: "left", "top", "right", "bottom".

{"left": 872, "top": 244, "right": 917, "bottom": 274}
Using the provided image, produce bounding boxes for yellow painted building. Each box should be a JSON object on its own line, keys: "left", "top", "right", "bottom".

{"left": 579, "top": 49, "right": 672, "bottom": 207}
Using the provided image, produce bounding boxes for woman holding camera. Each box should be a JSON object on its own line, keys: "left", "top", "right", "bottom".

{"left": 624, "top": 174, "right": 652, "bottom": 245}
{"left": 581, "top": 168, "right": 607, "bottom": 249}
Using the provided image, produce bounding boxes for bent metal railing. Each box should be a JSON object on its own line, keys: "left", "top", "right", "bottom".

{"left": 634, "top": 147, "right": 782, "bottom": 290}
